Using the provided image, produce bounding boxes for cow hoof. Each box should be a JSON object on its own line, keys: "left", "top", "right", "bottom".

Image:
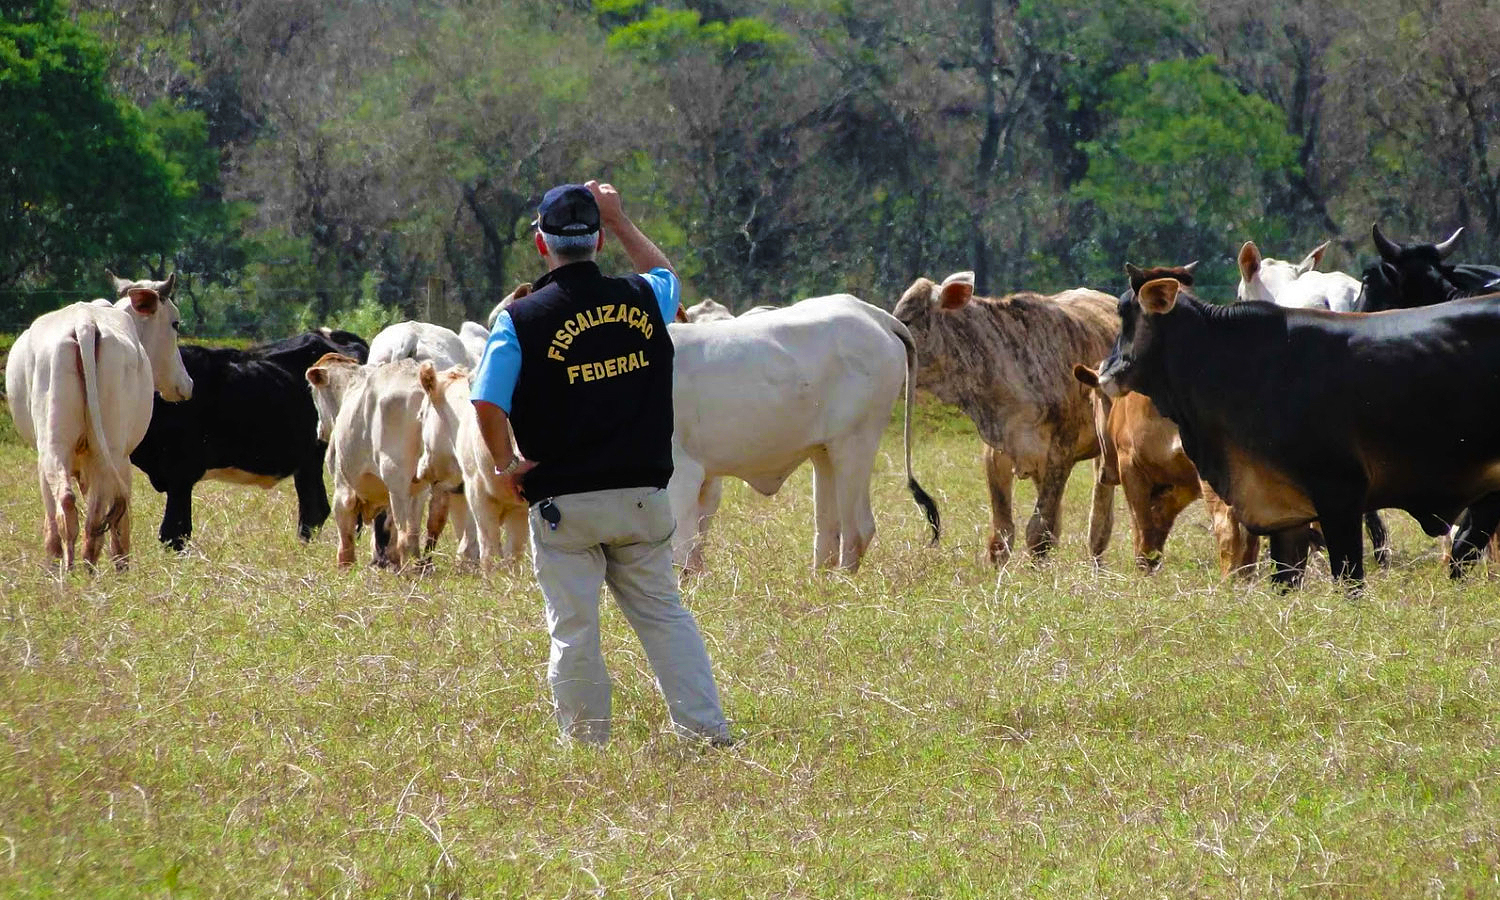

{"left": 986, "top": 539, "right": 1011, "bottom": 567}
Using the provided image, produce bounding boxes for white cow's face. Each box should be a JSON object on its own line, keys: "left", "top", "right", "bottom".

{"left": 109, "top": 271, "right": 192, "bottom": 402}
{"left": 305, "top": 354, "right": 363, "bottom": 443}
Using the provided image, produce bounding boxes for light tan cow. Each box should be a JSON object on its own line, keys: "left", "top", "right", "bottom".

{"left": 4, "top": 273, "right": 193, "bottom": 569}
{"left": 1073, "top": 366, "right": 1257, "bottom": 575}
{"left": 305, "top": 354, "right": 430, "bottom": 568}
{"left": 894, "top": 271, "right": 1117, "bottom": 565}
{"left": 416, "top": 362, "right": 529, "bottom": 569}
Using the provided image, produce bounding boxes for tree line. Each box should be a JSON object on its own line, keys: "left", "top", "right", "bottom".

{"left": 2, "top": 0, "right": 1497, "bottom": 337}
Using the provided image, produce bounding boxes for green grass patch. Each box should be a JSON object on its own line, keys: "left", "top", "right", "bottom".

{"left": 0, "top": 406, "right": 1497, "bottom": 897}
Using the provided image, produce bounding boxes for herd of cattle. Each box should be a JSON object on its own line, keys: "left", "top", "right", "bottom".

{"left": 6, "top": 224, "right": 1500, "bottom": 591}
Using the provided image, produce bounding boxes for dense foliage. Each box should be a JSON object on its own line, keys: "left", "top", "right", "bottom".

{"left": 1, "top": 0, "right": 1497, "bottom": 335}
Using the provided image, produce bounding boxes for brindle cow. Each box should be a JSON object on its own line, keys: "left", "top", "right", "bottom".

{"left": 894, "top": 272, "right": 1117, "bottom": 564}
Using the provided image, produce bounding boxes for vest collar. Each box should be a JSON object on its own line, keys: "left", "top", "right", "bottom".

{"left": 532, "top": 260, "right": 603, "bottom": 292}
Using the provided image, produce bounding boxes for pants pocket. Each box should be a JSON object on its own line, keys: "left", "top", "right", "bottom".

{"left": 641, "top": 488, "right": 676, "bottom": 544}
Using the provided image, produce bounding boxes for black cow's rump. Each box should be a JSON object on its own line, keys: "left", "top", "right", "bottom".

{"left": 130, "top": 330, "right": 369, "bottom": 549}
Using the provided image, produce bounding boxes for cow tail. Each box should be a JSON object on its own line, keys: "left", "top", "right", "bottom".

{"left": 75, "top": 323, "right": 128, "bottom": 510}
{"left": 891, "top": 319, "right": 940, "bottom": 545}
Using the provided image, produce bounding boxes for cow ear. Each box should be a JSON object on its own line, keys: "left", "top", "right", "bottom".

{"left": 1380, "top": 261, "right": 1401, "bottom": 286}
{"left": 1137, "top": 278, "right": 1180, "bottom": 315}
{"left": 418, "top": 360, "right": 438, "bottom": 398}
{"left": 1238, "top": 241, "right": 1261, "bottom": 280}
{"left": 107, "top": 269, "right": 131, "bottom": 298}
{"left": 306, "top": 366, "right": 328, "bottom": 387}
{"left": 1297, "top": 241, "right": 1329, "bottom": 275}
{"left": 674, "top": 305, "right": 688, "bottom": 323}
{"left": 937, "top": 271, "right": 975, "bottom": 310}
{"left": 1073, "top": 364, "right": 1100, "bottom": 388}
{"left": 127, "top": 287, "right": 160, "bottom": 315}
{"left": 510, "top": 282, "right": 532, "bottom": 300}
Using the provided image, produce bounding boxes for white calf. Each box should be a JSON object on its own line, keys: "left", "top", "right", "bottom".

{"left": 305, "top": 355, "right": 429, "bottom": 568}
{"left": 416, "top": 362, "right": 528, "bottom": 568}
{"left": 667, "top": 294, "right": 939, "bottom": 572}
{"left": 5, "top": 275, "right": 192, "bottom": 568}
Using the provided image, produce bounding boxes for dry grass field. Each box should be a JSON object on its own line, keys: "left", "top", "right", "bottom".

{"left": 1, "top": 381, "right": 1497, "bottom": 897}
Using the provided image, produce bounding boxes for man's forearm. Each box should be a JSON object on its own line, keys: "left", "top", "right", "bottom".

{"left": 473, "top": 401, "right": 517, "bottom": 468}
{"left": 608, "top": 215, "right": 673, "bottom": 274}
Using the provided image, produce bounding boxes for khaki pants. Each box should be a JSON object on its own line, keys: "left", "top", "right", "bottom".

{"left": 529, "top": 486, "right": 729, "bottom": 744}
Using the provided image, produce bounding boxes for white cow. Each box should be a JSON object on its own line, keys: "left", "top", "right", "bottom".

{"left": 682, "top": 299, "right": 735, "bottom": 323}
{"left": 1237, "top": 240, "right": 1361, "bottom": 312}
{"left": 5, "top": 273, "right": 193, "bottom": 569}
{"left": 368, "top": 321, "right": 470, "bottom": 369}
{"left": 305, "top": 354, "right": 431, "bottom": 568}
{"left": 485, "top": 283, "right": 534, "bottom": 329}
{"left": 458, "top": 321, "right": 490, "bottom": 367}
{"left": 416, "top": 362, "right": 528, "bottom": 568}
{"left": 364, "top": 320, "right": 476, "bottom": 548}
{"left": 667, "top": 294, "right": 939, "bottom": 572}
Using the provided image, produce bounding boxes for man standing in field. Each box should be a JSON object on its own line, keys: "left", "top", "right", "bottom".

{"left": 470, "top": 180, "right": 731, "bottom": 747}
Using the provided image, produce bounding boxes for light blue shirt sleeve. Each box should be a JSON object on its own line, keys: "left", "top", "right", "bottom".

{"left": 639, "top": 267, "right": 681, "bottom": 322}
{"left": 470, "top": 310, "right": 522, "bottom": 415}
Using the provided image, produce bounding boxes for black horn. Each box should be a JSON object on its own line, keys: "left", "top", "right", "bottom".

{"left": 1372, "top": 223, "right": 1400, "bottom": 261}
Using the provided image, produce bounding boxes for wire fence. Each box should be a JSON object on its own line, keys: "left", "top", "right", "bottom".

{"left": 0, "top": 281, "right": 1255, "bottom": 336}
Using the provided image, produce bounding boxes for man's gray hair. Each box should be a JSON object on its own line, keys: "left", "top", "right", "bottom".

{"left": 543, "top": 231, "right": 598, "bottom": 262}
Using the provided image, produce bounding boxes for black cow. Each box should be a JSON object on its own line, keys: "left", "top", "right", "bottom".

{"left": 1355, "top": 225, "right": 1500, "bottom": 312}
{"left": 1097, "top": 278, "right": 1500, "bottom": 590}
{"left": 130, "top": 329, "right": 369, "bottom": 550}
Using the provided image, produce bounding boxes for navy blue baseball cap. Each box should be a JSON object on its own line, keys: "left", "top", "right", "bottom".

{"left": 535, "top": 184, "right": 601, "bottom": 236}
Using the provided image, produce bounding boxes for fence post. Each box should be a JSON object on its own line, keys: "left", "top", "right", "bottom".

{"left": 425, "top": 276, "right": 446, "bottom": 327}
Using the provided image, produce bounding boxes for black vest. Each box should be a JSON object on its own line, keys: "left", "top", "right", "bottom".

{"left": 506, "top": 261, "right": 675, "bottom": 500}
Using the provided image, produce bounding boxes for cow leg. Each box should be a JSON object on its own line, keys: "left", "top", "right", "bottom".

{"left": 109, "top": 497, "right": 131, "bottom": 572}
{"left": 1450, "top": 493, "right": 1500, "bottom": 578}
{"left": 984, "top": 445, "right": 1016, "bottom": 566}
{"left": 1025, "top": 462, "right": 1070, "bottom": 561}
{"left": 423, "top": 489, "right": 450, "bottom": 556}
{"left": 1267, "top": 527, "right": 1311, "bottom": 590}
{"left": 333, "top": 486, "right": 359, "bottom": 568}
{"left": 1202, "top": 480, "right": 1257, "bottom": 578}
{"left": 451, "top": 492, "right": 480, "bottom": 563}
{"left": 1122, "top": 470, "right": 1160, "bottom": 572}
{"left": 159, "top": 486, "right": 193, "bottom": 551}
{"left": 667, "top": 457, "right": 709, "bottom": 572}
{"left": 501, "top": 505, "right": 530, "bottom": 561}
{"left": 384, "top": 481, "right": 425, "bottom": 570}
{"left": 292, "top": 456, "right": 331, "bottom": 542}
{"left": 829, "top": 432, "right": 881, "bottom": 572}
{"left": 371, "top": 511, "right": 394, "bottom": 567}
{"left": 1363, "top": 511, "right": 1390, "bottom": 568}
{"left": 37, "top": 464, "right": 70, "bottom": 566}
{"left": 810, "top": 447, "right": 840, "bottom": 569}
{"left": 80, "top": 483, "right": 120, "bottom": 570}
{"left": 472, "top": 495, "right": 505, "bottom": 571}
{"left": 1086, "top": 456, "right": 1115, "bottom": 566}
{"left": 1318, "top": 509, "right": 1365, "bottom": 589}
